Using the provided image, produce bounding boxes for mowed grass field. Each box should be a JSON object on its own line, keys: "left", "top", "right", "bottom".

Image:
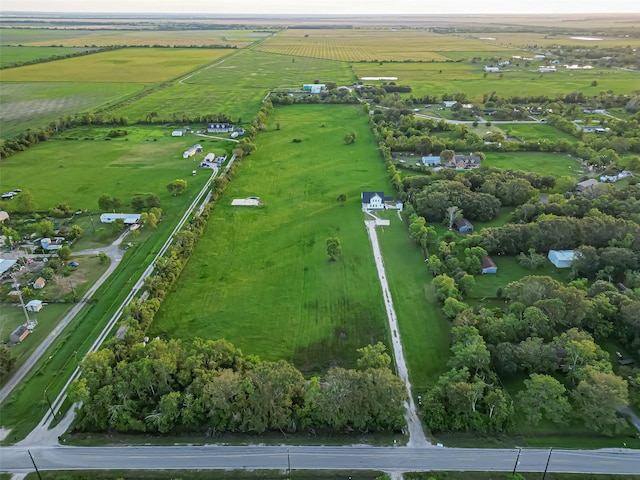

{"left": 484, "top": 152, "right": 586, "bottom": 178}
{"left": 151, "top": 105, "right": 391, "bottom": 375}
{"left": 0, "top": 82, "right": 143, "bottom": 140}
{"left": 500, "top": 123, "right": 578, "bottom": 142}
{"left": 0, "top": 46, "right": 96, "bottom": 67}
{"left": 114, "top": 49, "right": 354, "bottom": 124}
{"left": 353, "top": 62, "right": 640, "bottom": 99}
{"left": 0, "top": 48, "right": 233, "bottom": 83}
{"left": 0, "top": 126, "right": 211, "bottom": 212}
{"left": 257, "top": 29, "right": 516, "bottom": 62}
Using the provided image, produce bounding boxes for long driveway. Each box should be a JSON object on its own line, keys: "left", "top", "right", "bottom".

{"left": 1, "top": 445, "right": 639, "bottom": 475}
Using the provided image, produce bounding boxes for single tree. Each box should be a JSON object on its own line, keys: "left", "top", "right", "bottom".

{"left": 326, "top": 237, "right": 342, "bottom": 261}
{"left": 58, "top": 246, "right": 72, "bottom": 262}
{"left": 0, "top": 345, "right": 16, "bottom": 379}
{"left": 131, "top": 195, "right": 145, "bottom": 212}
{"left": 344, "top": 132, "right": 357, "bottom": 144}
{"left": 36, "top": 219, "right": 55, "bottom": 238}
{"left": 516, "top": 374, "right": 571, "bottom": 425}
{"left": 166, "top": 179, "right": 187, "bottom": 196}
{"left": 446, "top": 205, "right": 462, "bottom": 230}
{"left": 69, "top": 224, "right": 83, "bottom": 240}
{"left": 16, "top": 191, "right": 37, "bottom": 213}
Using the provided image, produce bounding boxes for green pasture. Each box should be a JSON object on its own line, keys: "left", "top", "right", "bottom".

{"left": 0, "top": 28, "right": 99, "bottom": 45}
{"left": 0, "top": 81, "right": 143, "bottom": 140}
{"left": 151, "top": 105, "right": 390, "bottom": 375}
{"left": 375, "top": 211, "right": 451, "bottom": 391}
{"left": 0, "top": 125, "right": 211, "bottom": 212}
{"left": 0, "top": 48, "right": 232, "bottom": 83}
{"left": 0, "top": 46, "right": 95, "bottom": 67}
{"left": 353, "top": 62, "right": 640, "bottom": 99}
{"left": 470, "top": 32, "right": 640, "bottom": 49}
{"left": 499, "top": 123, "right": 577, "bottom": 142}
{"left": 114, "top": 49, "right": 354, "bottom": 124}
{"left": 483, "top": 152, "right": 586, "bottom": 178}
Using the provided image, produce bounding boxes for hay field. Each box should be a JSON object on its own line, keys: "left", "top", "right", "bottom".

{"left": 256, "top": 28, "right": 515, "bottom": 62}
{"left": 114, "top": 49, "right": 354, "bottom": 123}
{"left": 468, "top": 32, "right": 640, "bottom": 49}
{"left": 0, "top": 48, "right": 233, "bottom": 83}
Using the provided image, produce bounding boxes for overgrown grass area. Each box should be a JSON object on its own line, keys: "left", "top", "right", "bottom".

{"left": 114, "top": 49, "right": 354, "bottom": 124}
{"left": 26, "top": 471, "right": 386, "bottom": 480}
{"left": 151, "top": 105, "right": 390, "bottom": 375}
{"left": 375, "top": 212, "right": 451, "bottom": 392}
{"left": 0, "top": 125, "right": 211, "bottom": 212}
{"left": 0, "top": 48, "right": 233, "bottom": 83}
{"left": 0, "top": 81, "right": 143, "bottom": 140}
{"left": 409, "top": 473, "right": 640, "bottom": 480}
{"left": 500, "top": 123, "right": 578, "bottom": 142}
{"left": 0, "top": 46, "right": 96, "bottom": 67}
{"left": 483, "top": 152, "right": 587, "bottom": 178}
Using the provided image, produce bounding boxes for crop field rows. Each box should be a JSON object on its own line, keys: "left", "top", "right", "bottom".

{"left": 466, "top": 32, "right": 640, "bottom": 49}
{"left": 0, "top": 46, "right": 97, "bottom": 67}
{"left": 256, "top": 29, "right": 516, "bottom": 62}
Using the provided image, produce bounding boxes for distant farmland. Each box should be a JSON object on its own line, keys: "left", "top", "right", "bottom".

{"left": 257, "top": 28, "right": 516, "bottom": 62}
{"left": 0, "top": 48, "right": 233, "bottom": 83}
{"left": 0, "top": 46, "right": 96, "bottom": 67}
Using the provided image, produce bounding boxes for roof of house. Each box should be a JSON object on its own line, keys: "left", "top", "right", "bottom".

{"left": 454, "top": 218, "right": 474, "bottom": 228}
{"left": 454, "top": 155, "right": 482, "bottom": 165}
{"left": 361, "top": 192, "right": 385, "bottom": 204}
{"left": 26, "top": 299, "right": 43, "bottom": 308}
{"left": 549, "top": 250, "right": 575, "bottom": 261}
{"left": 0, "top": 258, "right": 18, "bottom": 276}
{"left": 0, "top": 211, "right": 9, "bottom": 221}
{"left": 34, "top": 277, "right": 45, "bottom": 286}
{"left": 11, "top": 325, "right": 29, "bottom": 337}
{"left": 577, "top": 179, "right": 599, "bottom": 189}
{"left": 481, "top": 256, "right": 497, "bottom": 269}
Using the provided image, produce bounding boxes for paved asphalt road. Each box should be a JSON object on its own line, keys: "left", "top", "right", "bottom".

{"left": 1, "top": 445, "right": 639, "bottom": 474}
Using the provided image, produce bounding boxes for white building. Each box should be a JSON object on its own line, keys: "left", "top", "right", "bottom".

{"left": 99, "top": 213, "right": 141, "bottom": 225}
{"left": 303, "top": 84, "right": 326, "bottom": 94}
{"left": 171, "top": 130, "right": 185, "bottom": 137}
{"left": 484, "top": 66, "right": 500, "bottom": 73}
{"left": 26, "top": 299, "right": 44, "bottom": 313}
{"left": 183, "top": 144, "right": 203, "bottom": 158}
{"left": 548, "top": 250, "right": 575, "bottom": 269}
{"left": 442, "top": 101, "right": 458, "bottom": 108}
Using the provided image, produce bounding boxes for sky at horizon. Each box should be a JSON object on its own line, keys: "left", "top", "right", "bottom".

{"left": 1, "top": 0, "right": 639, "bottom": 15}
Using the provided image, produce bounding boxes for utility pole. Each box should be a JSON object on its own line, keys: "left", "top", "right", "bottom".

{"left": 44, "top": 389, "right": 57, "bottom": 421}
{"left": 513, "top": 447, "right": 522, "bottom": 475}
{"left": 13, "top": 275, "right": 31, "bottom": 325}
{"left": 542, "top": 447, "right": 553, "bottom": 480}
{"left": 287, "top": 448, "right": 291, "bottom": 479}
{"left": 27, "top": 450, "right": 43, "bottom": 480}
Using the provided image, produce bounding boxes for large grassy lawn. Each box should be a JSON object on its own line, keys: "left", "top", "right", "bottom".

{"left": 0, "top": 81, "right": 143, "bottom": 140}
{"left": 0, "top": 48, "right": 232, "bottom": 83}
{"left": 375, "top": 212, "right": 451, "bottom": 391}
{"left": 151, "top": 105, "right": 390, "bottom": 375}
{"left": 0, "top": 125, "right": 212, "bottom": 212}
{"left": 483, "top": 152, "right": 587, "bottom": 178}
{"left": 499, "top": 123, "right": 578, "bottom": 142}
{"left": 114, "top": 49, "right": 354, "bottom": 124}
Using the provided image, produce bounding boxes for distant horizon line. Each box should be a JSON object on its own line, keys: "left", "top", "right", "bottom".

{"left": 2, "top": 11, "right": 639, "bottom": 16}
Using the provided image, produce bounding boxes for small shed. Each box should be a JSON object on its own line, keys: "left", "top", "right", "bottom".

{"left": 0, "top": 211, "right": 9, "bottom": 223}
{"left": 421, "top": 155, "right": 441, "bottom": 166}
{"left": 481, "top": 256, "right": 498, "bottom": 274}
{"left": 548, "top": 250, "right": 575, "bottom": 268}
{"left": 171, "top": 130, "right": 184, "bottom": 137}
{"left": 442, "top": 100, "right": 458, "bottom": 108}
{"left": 10, "top": 325, "right": 30, "bottom": 343}
{"left": 576, "top": 179, "right": 599, "bottom": 191}
{"left": 454, "top": 218, "right": 474, "bottom": 233}
{"left": 33, "top": 277, "right": 46, "bottom": 290}
{"left": 26, "top": 299, "right": 43, "bottom": 312}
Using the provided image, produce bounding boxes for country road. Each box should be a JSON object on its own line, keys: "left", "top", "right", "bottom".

{"left": 1, "top": 445, "right": 639, "bottom": 475}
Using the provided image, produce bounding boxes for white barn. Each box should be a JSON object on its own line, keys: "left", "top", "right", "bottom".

{"left": 548, "top": 250, "right": 575, "bottom": 268}
{"left": 100, "top": 213, "right": 141, "bottom": 225}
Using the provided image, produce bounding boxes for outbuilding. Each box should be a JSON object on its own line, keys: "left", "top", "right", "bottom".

{"left": 99, "top": 213, "right": 141, "bottom": 225}
{"left": 481, "top": 256, "right": 498, "bottom": 274}
{"left": 454, "top": 218, "right": 474, "bottom": 233}
{"left": 26, "top": 299, "right": 43, "bottom": 312}
{"left": 576, "top": 179, "right": 599, "bottom": 191}
{"left": 10, "top": 325, "right": 30, "bottom": 343}
{"left": 33, "top": 277, "right": 46, "bottom": 290}
{"left": 0, "top": 211, "right": 9, "bottom": 223}
{"left": 548, "top": 250, "right": 575, "bottom": 268}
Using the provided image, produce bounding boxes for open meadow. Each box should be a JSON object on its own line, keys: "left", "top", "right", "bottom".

{"left": 353, "top": 62, "right": 640, "bottom": 99}
{"left": 499, "top": 123, "right": 578, "bottom": 142}
{"left": 0, "top": 125, "right": 213, "bottom": 212}
{"left": 483, "top": 152, "right": 587, "bottom": 178}
{"left": 0, "top": 48, "right": 233, "bottom": 83}
{"left": 114, "top": 49, "right": 354, "bottom": 123}
{"left": 151, "top": 105, "right": 391, "bottom": 375}
{"left": 0, "top": 46, "right": 96, "bottom": 67}
{"left": 257, "top": 28, "right": 517, "bottom": 62}
{"left": 465, "top": 32, "right": 640, "bottom": 49}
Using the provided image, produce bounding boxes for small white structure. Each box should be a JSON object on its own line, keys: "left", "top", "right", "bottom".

{"left": 203, "top": 153, "right": 215, "bottom": 163}
{"left": 484, "top": 66, "right": 500, "bottom": 73}
{"left": 538, "top": 66, "right": 556, "bottom": 73}
{"left": 26, "top": 299, "right": 44, "bottom": 313}
{"left": 576, "top": 179, "right": 599, "bottom": 191}
{"left": 183, "top": 144, "right": 203, "bottom": 158}
{"left": 303, "top": 84, "right": 326, "bottom": 94}
{"left": 100, "top": 213, "right": 141, "bottom": 225}
{"left": 600, "top": 171, "right": 632, "bottom": 183}
{"left": 207, "top": 123, "right": 234, "bottom": 133}
{"left": 361, "top": 192, "right": 385, "bottom": 211}
{"left": 548, "top": 250, "right": 575, "bottom": 268}
{"left": 171, "top": 130, "right": 185, "bottom": 137}
{"left": 498, "top": 60, "right": 510, "bottom": 67}
{"left": 231, "top": 197, "right": 262, "bottom": 207}
{"left": 534, "top": 54, "right": 546, "bottom": 59}
{"left": 422, "top": 155, "right": 441, "bottom": 166}
{"left": 442, "top": 100, "right": 458, "bottom": 108}
{"left": 0, "top": 211, "right": 9, "bottom": 223}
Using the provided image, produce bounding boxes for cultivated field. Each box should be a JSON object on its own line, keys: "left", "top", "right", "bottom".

{"left": 0, "top": 46, "right": 96, "bottom": 67}
{"left": 483, "top": 152, "right": 587, "bottom": 178}
{"left": 0, "top": 28, "right": 270, "bottom": 48}
{"left": 467, "top": 32, "right": 640, "bottom": 49}
{"left": 0, "top": 82, "right": 143, "bottom": 140}
{"left": 114, "top": 49, "right": 354, "bottom": 124}
{"left": 0, "top": 48, "right": 233, "bottom": 83}
{"left": 0, "top": 126, "right": 212, "bottom": 211}
{"left": 353, "top": 62, "right": 640, "bottom": 99}
{"left": 151, "top": 105, "right": 391, "bottom": 374}
{"left": 257, "top": 28, "right": 516, "bottom": 62}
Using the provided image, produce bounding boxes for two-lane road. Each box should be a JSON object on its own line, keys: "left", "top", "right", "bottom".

{"left": 1, "top": 445, "right": 639, "bottom": 475}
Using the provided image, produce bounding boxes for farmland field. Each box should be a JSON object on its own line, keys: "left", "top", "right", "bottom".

{"left": 150, "top": 105, "right": 391, "bottom": 375}
{"left": 114, "top": 49, "right": 354, "bottom": 124}
{"left": 0, "top": 125, "right": 212, "bottom": 212}
{"left": 0, "top": 82, "right": 143, "bottom": 140}
{"left": 483, "top": 152, "right": 587, "bottom": 178}
{"left": 0, "top": 48, "right": 233, "bottom": 83}
{"left": 0, "top": 46, "right": 96, "bottom": 67}
{"left": 466, "top": 32, "right": 640, "bottom": 49}
{"left": 353, "top": 62, "right": 640, "bottom": 99}
{"left": 257, "top": 29, "right": 516, "bottom": 62}
{"left": 499, "top": 123, "right": 578, "bottom": 142}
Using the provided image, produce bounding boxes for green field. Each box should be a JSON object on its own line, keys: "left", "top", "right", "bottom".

{"left": 483, "top": 152, "right": 587, "bottom": 178}
{"left": 500, "top": 123, "right": 578, "bottom": 142}
{"left": 0, "top": 48, "right": 232, "bottom": 83}
{"left": 0, "top": 125, "right": 212, "bottom": 211}
{"left": 0, "top": 81, "right": 143, "bottom": 139}
{"left": 353, "top": 62, "right": 640, "bottom": 99}
{"left": 0, "top": 28, "right": 99, "bottom": 45}
{"left": 0, "top": 46, "right": 96, "bottom": 67}
{"left": 114, "top": 49, "right": 354, "bottom": 124}
{"left": 151, "top": 105, "right": 390, "bottom": 375}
